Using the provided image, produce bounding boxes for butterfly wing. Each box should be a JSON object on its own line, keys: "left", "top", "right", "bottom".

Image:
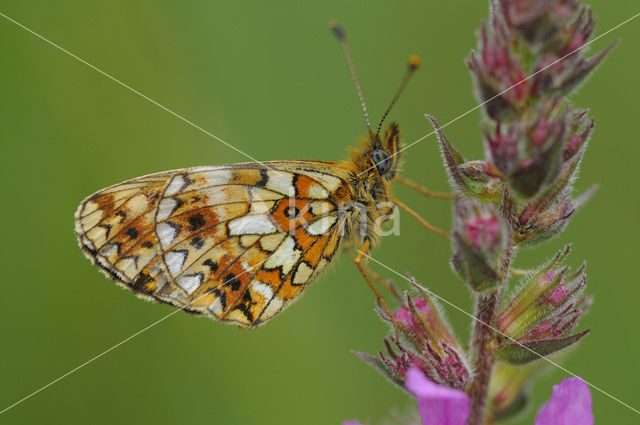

{"left": 75, "top": 162, "right": 355, "bottom": 327}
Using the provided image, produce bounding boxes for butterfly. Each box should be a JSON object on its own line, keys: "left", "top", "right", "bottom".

{"left": 74, "top": 23, "right": 434, "bottom": 328}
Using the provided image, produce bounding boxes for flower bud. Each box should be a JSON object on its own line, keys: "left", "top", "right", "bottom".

{"left": 514, "top": 193, "right": 575, "bottom": 244}
{"left": 531, "top": 10, "right": 617, "bottom": 97}
{"left": 467, "top": 14, "right": 528, "bottom": 120}
{"left": 484, "top": 101, "right": 593, "bottom": 210}
{"left": 355, "top": 287, "right": 471, "bottom": 390}
{"left": 515, "top": 179, "right": 597, "bottom": 245}
{"left": 498, "top": 0, "right": 579, "bottom": 44}
{"left": 394, "top": 296, "right": 456, "bottom": 347}
{"left": 498, "top": 246, "right": 584, "bottom": 337}
{"left": 451, "top": 199, "right": 509, "bottom": 291}
{"left": 494, "top": 246, "right": 590, "bottom": 364}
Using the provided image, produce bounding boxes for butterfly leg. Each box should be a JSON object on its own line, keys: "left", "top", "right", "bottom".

{"left": 395, "top": 176, "right": 457, "bottom": 199}
{"left": 348, "top": 251, "right": 403, "bottom": 303}
{"left": 392, "top": 198, "right": 450, "bottom": 238}
{"left": 354, "top": 239, "right": 400, "bottom": 340}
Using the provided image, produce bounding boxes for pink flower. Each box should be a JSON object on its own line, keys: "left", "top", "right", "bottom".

{"left": 397, "top": 369, "right": 593, "bottom": 425}
{"left": 535, "top": 377, "right": 594, "bottom": 425}
{"left": 405, "top": 367, "right": 470, "bottom": 425}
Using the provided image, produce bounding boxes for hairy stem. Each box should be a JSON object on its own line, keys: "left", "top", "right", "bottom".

{"left": 467, "top": 244, "right": 513, "bottom": 425}
{"left": 467, "top": 290, "right": 500, "bottom": 425}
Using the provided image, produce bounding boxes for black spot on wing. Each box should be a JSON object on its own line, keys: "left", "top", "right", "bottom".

{"left": 233, "top": 291, "right": 256, "bottom": 322}
{"left": 291, "top": 174, "right": 299, "bottom": 197}
{"left": 224, "top": 272, "right": 240, "bottom": 291}
{"left": 188, "top": 213, "right": 206, "bottom": 232}
{"left": 256, "top": 169, "right": 268, "bottom": 187}
{"left": 203, "top": 259, "right": 219, "bottom": 273}
{"left": 190, "top": 237, "right": 204, "bottom": 250}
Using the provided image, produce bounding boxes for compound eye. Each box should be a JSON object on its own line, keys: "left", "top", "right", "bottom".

{"left": 371, "top": 149, "right": 392, "bottom": 175}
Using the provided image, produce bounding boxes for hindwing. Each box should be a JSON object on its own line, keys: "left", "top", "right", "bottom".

{"left": 75, "top": 162, "right": 355, "bottom": 327}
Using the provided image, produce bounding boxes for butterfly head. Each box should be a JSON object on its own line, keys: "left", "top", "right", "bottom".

{"left": 368, "top": 122, "right": 402, "bottom": 180}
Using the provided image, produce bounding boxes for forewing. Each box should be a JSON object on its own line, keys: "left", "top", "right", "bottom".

{"left": 75, "top": 162, "right": 354, "bottom": 327}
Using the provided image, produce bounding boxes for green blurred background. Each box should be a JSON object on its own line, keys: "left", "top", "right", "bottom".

{"left": 1, "top": 1, "right": 638, "bottom": 424}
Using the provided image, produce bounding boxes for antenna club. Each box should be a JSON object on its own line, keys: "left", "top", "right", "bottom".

{"left": 329, "top": 20, "right": 346, "bottom": 40}
{"left": 409, "top": 54, "right": 421, "bottom": 69}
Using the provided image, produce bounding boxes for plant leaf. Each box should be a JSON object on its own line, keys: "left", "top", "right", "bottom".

{"left": 495, "top": 330, "right": 590, "bottom": 365}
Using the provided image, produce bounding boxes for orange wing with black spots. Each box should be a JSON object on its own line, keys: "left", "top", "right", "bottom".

{"left": 75, "top": 162, "right": 355, "bottom": 327}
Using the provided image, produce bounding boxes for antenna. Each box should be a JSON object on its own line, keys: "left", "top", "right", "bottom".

{"left": 375, "top": 54, "right": 421, "bottom": 139}
{"left": 330, "top": 21, "right": 371, "bottom": 133}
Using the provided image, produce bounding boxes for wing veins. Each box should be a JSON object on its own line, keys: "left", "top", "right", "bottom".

{"left": 254, "top": 222, "right": 339, "bottom": 324}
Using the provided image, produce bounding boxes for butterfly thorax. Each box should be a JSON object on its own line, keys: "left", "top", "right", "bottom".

{"left": 340, "top": 122, "right": 403, "bottom": 250}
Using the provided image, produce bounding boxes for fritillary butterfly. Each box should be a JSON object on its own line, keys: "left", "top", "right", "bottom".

{"left": 74, "top": 23, "right": 424, "bottom": 327}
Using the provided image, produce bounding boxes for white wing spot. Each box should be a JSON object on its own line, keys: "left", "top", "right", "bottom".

{"left": 309, "top": 201, "right": 334, "bottom": 215}
{"left": 86, "top": 226, "right": 108, "bottom": 246}
{"left": 240, "top": 234, "right": 260, "bottom": 248}
{"left": 251, "top": 281, "right": 274, "bottom": 300}
{"left": 157, "top": 198, "right": 179, "bottom": 220}
{"left": 101, "top": 243, "right": 119, "bottom": 256}
{"left": 177, "top": 273, "right": 203, "bottom": 295}
{"left": 157, "top": 222, "right": 181, "bottom": 247}
{"left": 202, "top": 169, "right": 232, "bottom": 187}
{"left": 265, "top": 171, "right": 295, "bottom": 196}
{"left": 165, "top": 250, "right": 187, "bottom": 275}
{"left": 293, "top": 262, "right": 314, "bottom": 285}
{"left": 265, "top": 236, "right": 301, "bottom": 275}
{"left": 307, "top": 215, "right": 337, "bottom": 235}
{"left": 116, "top": 256, "right": 139, "bottom": 279}
{"left": 250, "top": 187, "right": 287, "bottom": 201}
{"left": 209, "top": 298, "right": 223, "bottom": 316}
{"left": 229, "top": 215, "right": 277, "bottom": 235}
{"left": 249, "top": 201, "right": 275, "bottom": 214}
{"left": 165, "top": 174, "right": 190, "bottom": 196}
{"left": 307, "top": 184, "right": 329, "bottom": 199}
{"left": 262, "top": 297, "right": 284, "bottom": 320}
{"left": 259, "top": 233, "right": 286, "bottom": 251}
